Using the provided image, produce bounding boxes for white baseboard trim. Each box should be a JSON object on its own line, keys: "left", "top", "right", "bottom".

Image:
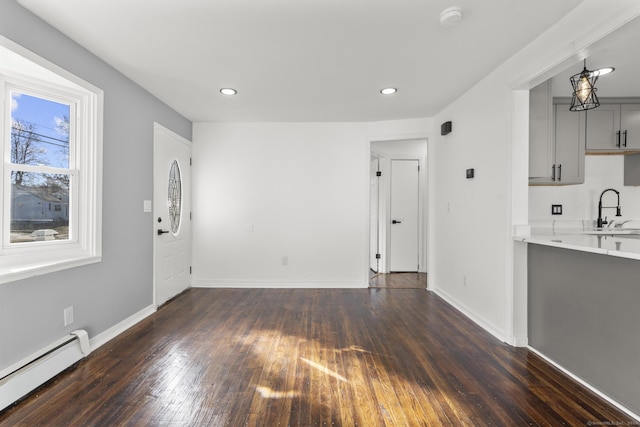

{"left": 430, "top": 286, "right": 507, "bottom": 344}
{"left": 89, "top": 304, "right": 156, "bottom": 351}
{"left": 528, "top": 346, "right": 640, "bottom": 422}
{"left": 192, "top": 279, "right": 367, "bottom": 289}
{"left": 507, "top": 335, "right": 529, "bottom": 347}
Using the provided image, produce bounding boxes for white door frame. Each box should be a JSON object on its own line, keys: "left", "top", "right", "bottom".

{"left": 369, "top": 138, "right": 428, "bottom": 275}
{"left": 370, "top": 155, "right": 381, "bottom": 273}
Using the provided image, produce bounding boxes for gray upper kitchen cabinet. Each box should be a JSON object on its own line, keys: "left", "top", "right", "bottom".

{"left": 584, "top": 104, "right": 619, "bottom": 150}
{"left": 624, "top": 152, "right": 640, "bottom": 186}
{"left": 552, "top": 104, "right": 585, "bottom": 184}
{"left": 586, "top": 103, "right": 640, "bottom": 152}
{"left": 529, "top": 80, "right": 585, "bottom": 185}
{"left": 621, "top": 104, "right": 640, "bottom": 149}
{"left": 529, "top": 81, "right": 554, "bottom": 183}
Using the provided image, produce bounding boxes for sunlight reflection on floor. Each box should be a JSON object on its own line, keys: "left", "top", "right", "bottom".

{"left": 238, "top": 328, "right": 432, "bottom": 424}
{"left": 256, "top": 386, "right": 299, "bottom": 399}
{"left": 299, "top": 357, "right": 348, "bottom": 382}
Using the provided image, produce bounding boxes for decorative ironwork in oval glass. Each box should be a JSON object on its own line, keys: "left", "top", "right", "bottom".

{"left": 168, "top": 160, "right": 182, "bottom": 234}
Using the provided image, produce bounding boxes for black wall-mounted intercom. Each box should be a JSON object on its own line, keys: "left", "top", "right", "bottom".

{"left": 441, "top": 121, "right": 452, "bottom": 136}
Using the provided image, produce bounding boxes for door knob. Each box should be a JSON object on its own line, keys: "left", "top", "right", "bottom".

{"left": 392, "top": 220, "right": 402, "bottom": 224}
{"left": 157, "top": 229, "right": 170, "bottom": 236}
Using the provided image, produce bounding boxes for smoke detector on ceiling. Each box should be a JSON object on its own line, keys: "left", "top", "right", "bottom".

{"left": 440, "top": 7, "right": 463, "bottom": 26}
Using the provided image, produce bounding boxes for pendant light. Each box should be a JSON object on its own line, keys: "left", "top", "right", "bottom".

{"left": 569, "top": 59, "right": 614, "bottom": 111}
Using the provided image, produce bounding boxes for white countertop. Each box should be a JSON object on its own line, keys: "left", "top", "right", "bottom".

{"left": 515, "top": 220, "right": 640, "bottom": 261}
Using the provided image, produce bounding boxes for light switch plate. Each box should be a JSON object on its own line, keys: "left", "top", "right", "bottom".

{"left": 143, "top": 200, "right": 152, "bottom": 212}
{"left": 64, "top": 306, "right": 74, "bottom": 326}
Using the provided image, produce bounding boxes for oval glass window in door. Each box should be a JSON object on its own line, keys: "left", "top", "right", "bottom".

{"left": 168, "top": 160, "right": 182, "bottom": 234}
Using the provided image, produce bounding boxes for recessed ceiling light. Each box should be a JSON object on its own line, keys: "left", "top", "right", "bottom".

{"left": 380, "top": 87, "right": 397, "bottom": 95}
{"left": 220, "top": 88, "right": 237, "bottom": 96}
{"left": 591, "top": 67, "right": 615, "bottom": 77}
{"left": 440, "top": 7, "right": 463, "bottom": 26}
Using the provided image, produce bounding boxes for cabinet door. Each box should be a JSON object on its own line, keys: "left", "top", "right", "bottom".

{"left": 529, "top": 81, "right": 554, "bottom": 182}
{"left": 620, "top": 104, "right": 640, "bottom": 149}
{"left": 554, "top": 104, "right": 585, "bottom": 184}
{"left": 585, "top": 104, "right": 620, "bottom": 151}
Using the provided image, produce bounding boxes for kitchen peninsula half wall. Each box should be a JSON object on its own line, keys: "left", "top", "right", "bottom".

{"left": 524, "top": 148, "right": 640, "bottom": 420}
{"left": 528, "top": 244, "right": 640, "bottom": 416}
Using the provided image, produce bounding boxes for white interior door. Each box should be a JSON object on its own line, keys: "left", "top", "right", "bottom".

{"left": 369, "top": 157, "right": 380, "bottom": 272}
{"left": 153, "top": 123, "right": 191, "bottom": 307}
{"left": 390, "top": 159, "right": 419, "bottom": 272}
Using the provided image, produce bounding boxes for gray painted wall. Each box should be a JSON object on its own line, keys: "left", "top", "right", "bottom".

{"left": 528, "top": 244, "right": 640, "bottom": 414}
{"left": 0, "top": 1, "right": 192, "bottom": 370}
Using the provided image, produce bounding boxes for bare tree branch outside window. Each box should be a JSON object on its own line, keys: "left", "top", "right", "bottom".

{"left": 10, "top": 119, "right": 47, "bottom": 185}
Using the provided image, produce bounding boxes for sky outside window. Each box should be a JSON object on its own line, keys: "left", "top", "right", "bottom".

{"left": 11, "top": 92, "right": 70, "bottom": 169}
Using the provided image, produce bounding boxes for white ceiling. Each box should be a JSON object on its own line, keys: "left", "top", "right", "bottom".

{"left": 17, "top": 0, "right": 583, "bottom": 123}
{"left": 550, "top": 14, "right": 640, "bottom": 99}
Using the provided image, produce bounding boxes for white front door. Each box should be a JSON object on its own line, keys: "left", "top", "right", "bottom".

{"left": 389, "top": 159, "right": 419, "bottom": 272}
{"left": 153, "top": 123, "right": 191, "bottom": 307}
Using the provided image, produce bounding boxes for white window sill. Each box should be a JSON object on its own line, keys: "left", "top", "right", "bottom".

{"left": 0, "top": 251, "right": 101, "bottom": 285}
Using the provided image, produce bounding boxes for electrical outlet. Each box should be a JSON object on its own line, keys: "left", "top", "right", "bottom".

{"left": 551, "top": 204, "right": 563, "bottom": 215}
{"left": 63, "top": 306, "right": 74, "bottom": 326}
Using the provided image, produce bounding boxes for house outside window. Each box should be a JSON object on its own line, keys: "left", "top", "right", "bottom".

{"left": 0, "top": 37, "right": 103, "bottom": 284}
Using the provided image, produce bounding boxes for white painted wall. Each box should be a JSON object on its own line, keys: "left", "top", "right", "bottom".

{"left": 429, "top": 72, "right": 514, "bottom": 339}
{"left": 191, "top": 120, "right": 431, "bottom": 288}
{"left": 530, "top": 155, "right": 640, "bottom": 224}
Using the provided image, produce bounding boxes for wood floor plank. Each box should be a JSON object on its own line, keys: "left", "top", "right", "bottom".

{"left": 369, "top": 272, "right": 427, "bottom": 289}
{"left": 0, "top": 281, "right": 636, "bottom": 426}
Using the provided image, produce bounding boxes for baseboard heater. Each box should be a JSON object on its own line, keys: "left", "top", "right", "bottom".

{"left": 0, "top": 330, "right": 91, "bottom": 412}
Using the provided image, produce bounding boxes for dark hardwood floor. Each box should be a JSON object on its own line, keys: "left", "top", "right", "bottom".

{"left": 369, "top": 272, "right": 427, "bottom": 289}
{"left": 0, "top": 281, "right": 634, "bottom": 426}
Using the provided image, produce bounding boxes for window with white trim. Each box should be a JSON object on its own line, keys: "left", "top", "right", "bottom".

{"left": 0, "top": 38, "right": 102, "bottom": 284}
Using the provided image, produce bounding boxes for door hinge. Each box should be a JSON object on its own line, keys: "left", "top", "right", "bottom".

{"left": 418, "top": 164, "right": 420, "bottom": 172}
{"left": 376, "top": 171, "right": 382, "bottom": 177}
{"left": 375, "top": 253, "right": 381, "bottom": 259}
{"left": 190, "top": 212, "right": 192, "bottom": 220}
{"left": 190, "top": 266, "right": 192, "bottom": 274}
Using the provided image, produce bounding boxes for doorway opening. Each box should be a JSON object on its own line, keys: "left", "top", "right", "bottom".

{"left": 369, "top": 139, "right": 427, "bottom": 285}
